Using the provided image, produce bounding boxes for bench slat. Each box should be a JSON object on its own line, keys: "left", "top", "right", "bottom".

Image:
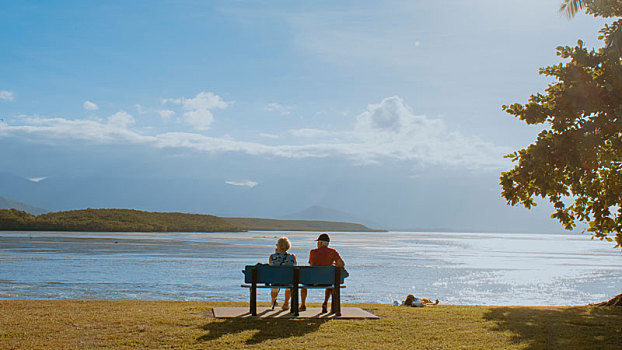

{"left": 242, "top": 284, "right": 347, "bottom": 289}
{"left": 298, "top": 266, "right": 347, "bottom": 285}
{"left": 241, "top": 284, "right": 295, "bottom": 288}
{"left": 243, "top": 264, "right": 294, "bottom": 284}
{"left": 300, "top": 284, "right": 346, "bottom": 289}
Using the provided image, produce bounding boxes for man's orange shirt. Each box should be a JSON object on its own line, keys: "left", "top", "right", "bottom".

{"left": 309, "top": 246, "right": 342, "bottom": 266}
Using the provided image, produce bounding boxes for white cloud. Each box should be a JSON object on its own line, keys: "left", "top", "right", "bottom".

{"left": 27, "top": 177, "right": 48, "bottom": 183}
{"left": 351, "top": 96, "right": 508, "bottom": 168}
{"left": 158, "top": 110, "right": 175, "bottom": 121}
{"left": 355, "top": 96, "right": 415, "bottom": 134}
{"left": 108, "top": 111, "right": 135, "bottom": 128}
{"left": 259, "top": 133, "right": 279, "bottom": 139}
{"left": 1, "top": 96, "right": 508, "bottom": 170}
{"left": 163, "top": 91, "right": 229, "bottom": 131}
{"left": 182, "top": 109, "right": 216, "bottom": 131}
{"left": 289, "top": 128, "right": 335, "bottom": 138}
{"left": 161, "top": 98, "right": 181, "bottom": 105}
{"left": 0, "top": 90, "right": 14, "bottom": 101}
{"left": 182, "top": 92, "right": 228, "bottom": 111}
{"left": 83, "top": 101, "right": 99, "bottom": 110}
{"left": 266, "top": 102, "right": 294, "bottom": 115}
{"left": 135, "top": 104, "right": 147, "bottom": 114}
{"left": 225, "top": 180, "right": 259, "bottom": 188}
{"left": 1, "top": 114, "right": 150, "bottom": 144}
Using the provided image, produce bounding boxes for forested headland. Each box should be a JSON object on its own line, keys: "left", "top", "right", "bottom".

{"left": 0, "top": 208, "right": 384, "bottom": 232}
{"left": 0, "top": 208, "right": 245, "bottom": 232}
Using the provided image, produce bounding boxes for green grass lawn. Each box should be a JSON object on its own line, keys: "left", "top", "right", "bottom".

{"left": 1, "top": 301, "right": 621, "bottom": 349}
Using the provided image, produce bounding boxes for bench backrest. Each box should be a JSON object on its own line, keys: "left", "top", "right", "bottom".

{"left": 299, "top": 266, "right": 347, "bottom": 285}
{"left": 243, "top": 264, "right": 293, "bottom": 284}
{"left": 243, "top": 264, "right": 347, "bottom": 285}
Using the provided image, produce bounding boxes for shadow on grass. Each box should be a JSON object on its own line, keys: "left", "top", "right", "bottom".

{"left": 197, "top": 318, "right": 328, "bottom": 345}
{"left": 483, "top": 306, "right": 622, "bottom": 349}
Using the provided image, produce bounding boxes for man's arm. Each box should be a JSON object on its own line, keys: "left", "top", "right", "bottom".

{"left": 334, "top": 251, "right": 345, "bottom": 267}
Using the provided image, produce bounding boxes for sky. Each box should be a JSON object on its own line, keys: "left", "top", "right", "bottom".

{"left": 0, "top": 0, "right": 611, "bottom": 231}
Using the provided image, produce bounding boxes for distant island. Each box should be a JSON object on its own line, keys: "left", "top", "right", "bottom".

{"left": 0, "top": 208, "right": 384, "bottom": 233}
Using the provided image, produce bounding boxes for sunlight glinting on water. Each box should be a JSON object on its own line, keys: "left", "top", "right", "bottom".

{"left": 0, "top": 231, "right": 620, "bottom": 305}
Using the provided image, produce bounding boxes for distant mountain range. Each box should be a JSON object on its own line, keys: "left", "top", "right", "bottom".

{"left": 0, "top": 195, "right": 47, "bottom": 215}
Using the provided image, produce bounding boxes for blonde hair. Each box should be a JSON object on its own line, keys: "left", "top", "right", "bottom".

{"left": 276, "top": 237, "right": 291, "bottom": 252}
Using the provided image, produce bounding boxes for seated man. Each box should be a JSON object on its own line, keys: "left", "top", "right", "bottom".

{"left": 300, "top": 233, "right": 345, "bottom": 313}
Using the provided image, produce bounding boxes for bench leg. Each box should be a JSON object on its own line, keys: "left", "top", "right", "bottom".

{"left": 333, "top": 286, "right": 341, "bottom": 316}
{"left": 250, "top": 285, "right": 257, "bottom": 316}
{"left": 250, "top": 267, "right": 257, "bottom": 316}
{"left": 291, "top": 267, "right": 299, "bottom": 316}
{"left": 332, "top": 268, "right": 341, "bottom": 316}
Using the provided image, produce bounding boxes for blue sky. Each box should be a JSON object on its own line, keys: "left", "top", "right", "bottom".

{"left": 0, "top": 1, "right": 610, "bottom": 230}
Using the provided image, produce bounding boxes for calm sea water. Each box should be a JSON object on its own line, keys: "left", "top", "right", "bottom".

{"left": 0, "top": 230, "right": 620, "bottom": 306}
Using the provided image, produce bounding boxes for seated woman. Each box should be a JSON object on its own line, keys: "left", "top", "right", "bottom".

{"left": 401, "top": 294, "right": 439, "bottom": 307}
{"left": 269, "top": 237, "right": 297, "bottom": 310}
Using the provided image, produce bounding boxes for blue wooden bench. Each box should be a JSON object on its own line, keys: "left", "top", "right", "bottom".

{"left": 242, "top": 264, "right": 348, "bottom": 316}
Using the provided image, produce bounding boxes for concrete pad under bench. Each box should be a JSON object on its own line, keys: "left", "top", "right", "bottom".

{"left": 212, "top": 307, "right": 379, "bottom": 319}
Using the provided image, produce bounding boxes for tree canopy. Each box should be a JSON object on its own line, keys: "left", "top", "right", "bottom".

{"left": 560, "top": 0, "right": 622, "bottom": 55}
{"left": 501, "top": 0, "right": 622, "bottom": 249}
